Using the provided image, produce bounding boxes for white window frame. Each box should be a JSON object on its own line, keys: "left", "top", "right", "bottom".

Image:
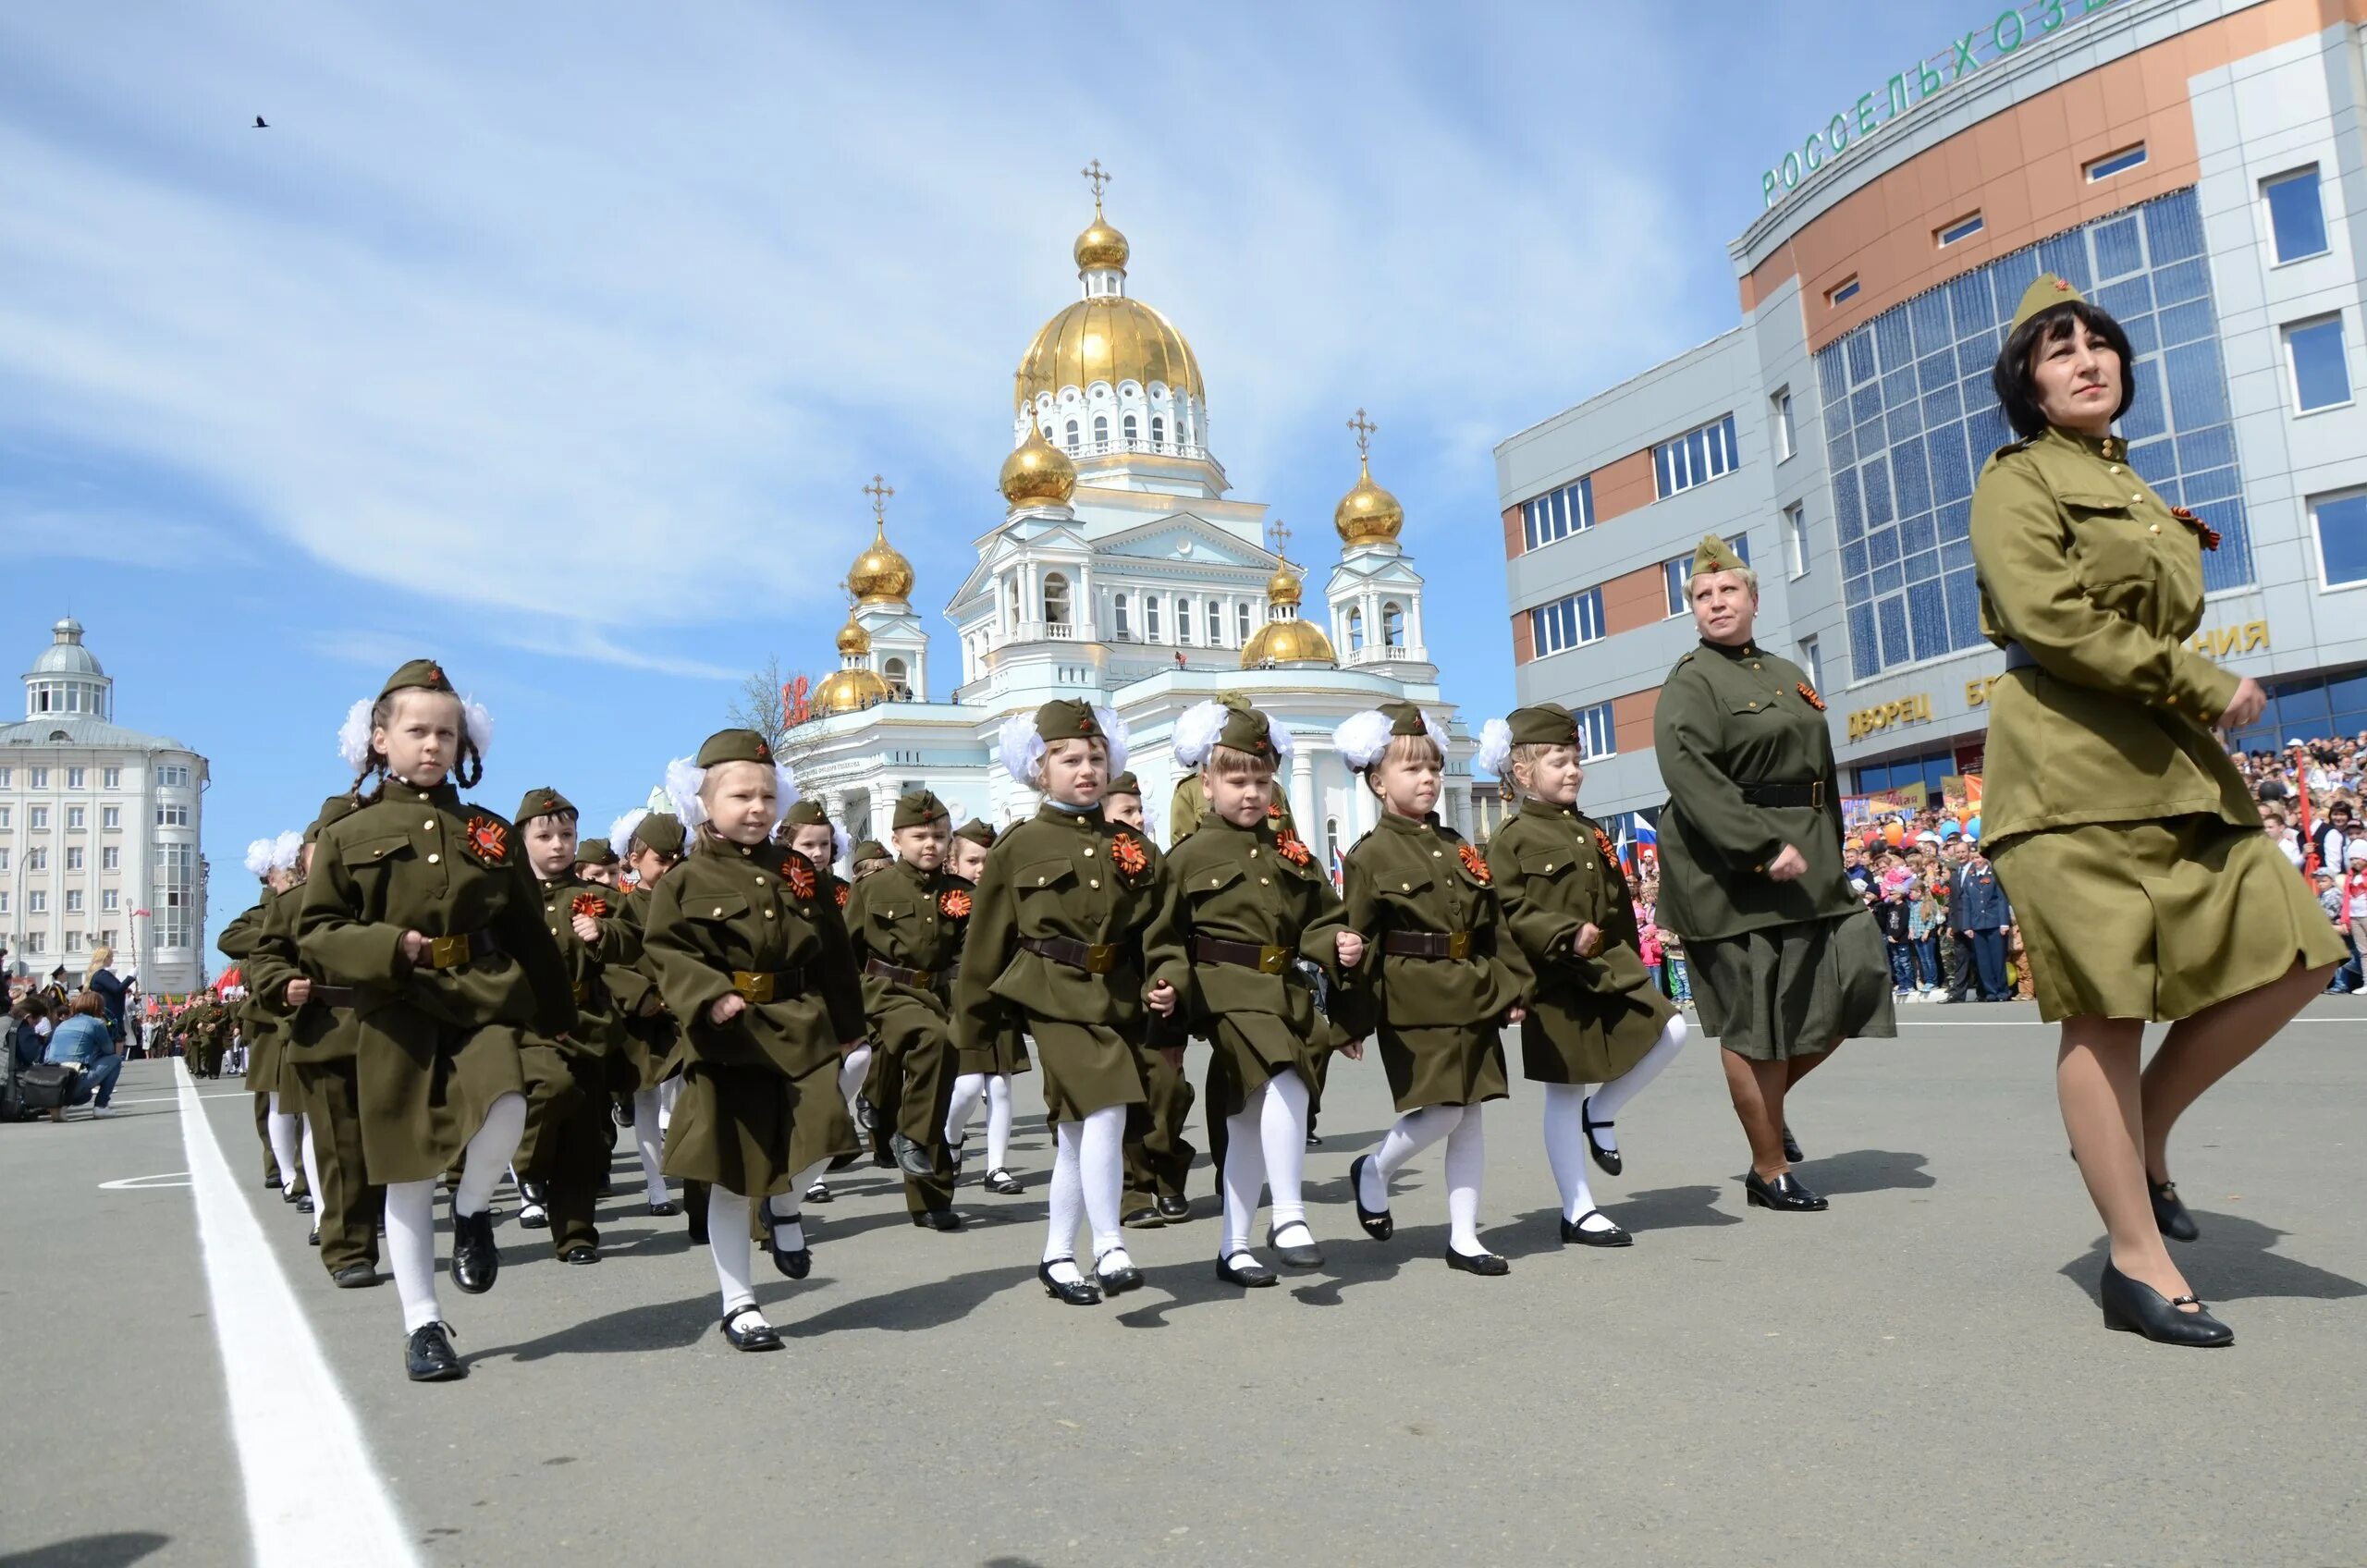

{"left": 1935, "top": 213, "right": 1985, "bottom": 248}
{"left": 102, "top": 806, "right": 119, "bottom": 829}
{"left": 2308, "top": 485, "right": 2367, "bottom": 591}
{"left": 1521, "top": 479, "right": 1594, "bottom": 551}
{"left": 1771, "top": 388, "right": 1795, "bottom": 463}
{"left": 2283, "top": 312, "right": 2352, "bottom": 414}
{"left": 1529, "top": 588, "right": 1605, "bottom": 657}
{"left": 28, "top": 806, "right": 46, "bottom": 830}
{"left": 1574, "top": 701, "right": 1616, "bottom": 761}
{"left": 2085, "top": 143, "right": 2147, "bottom": 182}
{"left": 1799, "top": 634, "right": 1824, "bottom": 692}
{"left": 65, "top": 806, "right": 83, "bottom": 830}
{"left": 2263, "top": 165, "right": 2329, "bottom": 265}
{"left": 102, "top": 846, "right": 118, "bottom": 870}
{"left": 1783, "top": 501, "right": 1808, "bottom": 579}
{"left": 101, "top": 766, "right": 119, "bottom": 789}
{"left": 1652, "top": 415, "right": 1740, "bottom": 498}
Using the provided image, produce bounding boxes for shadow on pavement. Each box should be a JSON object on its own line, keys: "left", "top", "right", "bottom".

{"left": 0, "top": 1533, "right": 171, "bottom": 1568}
{"left": 1605, "top": 1184, "right": 1746, "bottom": 1231}
{"left": 471, "top": 1293, "right": 722, "bottom": 1362}
{"left": 778, "top": 1265, "right": 1024, "bottom": 1337}
{"left": 1796, "top": 1147, "right": 1935, "bottom": 1195}
{"left": 2058, "top": 1211, "right": 2367, "bottom": 1305}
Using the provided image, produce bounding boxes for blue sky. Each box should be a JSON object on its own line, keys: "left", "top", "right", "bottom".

{"left": 0, "top": 1, "right": 1979, "bottom": 960}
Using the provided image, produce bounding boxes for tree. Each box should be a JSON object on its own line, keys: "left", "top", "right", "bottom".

{"left": 727, "top": 655, "right": 791, "bottom": 753}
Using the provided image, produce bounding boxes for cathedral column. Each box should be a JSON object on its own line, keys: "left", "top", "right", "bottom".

{"left": 1292, "top": 744, "right": 1318, "bottom": 863}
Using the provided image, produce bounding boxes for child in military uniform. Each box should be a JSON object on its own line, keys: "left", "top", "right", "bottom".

{"left": 780, "top": 802, "right": 865, "bottom": 1205}
{"left": 224, "top": 834, "right": 312, "bottom": 1222}
{"left": 1478, "top": 705, "right": 1688, "bottom": 1248}
{"left": 1107, "top": 770, "right": 1196, "bottom": 1228}
{"left": 1336, "top": 702, "right": 1532, "bottom": 1276}
{"left": 1145, "top": 703, "right": 1360, "bottom": 1287}
{"left": 844, "top": 790, "right": 972, "bottom": 1230}
{"left": 644, "top": 730, "right": 867, "bottom": 1353}
{"left": 955, "top": 701, "right": 1161, "bottom": 1305}
{"left": 300, "top": 660, "right": 578, "bottom": 1381}
{"left": 942, "top": 818, "right": 1028, "bottom": 1194}
{"left": 605, "top": 811, "right": 689, "bottom": 1220}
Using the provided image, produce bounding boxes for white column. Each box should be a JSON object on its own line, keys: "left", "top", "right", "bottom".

{"left": 1292, "top": 745, "right": 1317, "bottom": 860}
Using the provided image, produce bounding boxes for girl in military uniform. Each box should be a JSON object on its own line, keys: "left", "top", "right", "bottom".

{"left": 644, "top": 731, "right": 867, "bottom": 1352}
{"left": 300, "top": 660, "right": 578, "bottom": 1382}
{"left": 225, "top": 835, "right": 312, "bottom": 1227}
{"left": 953, "top": 701, "right": 1160, "bottom": 1305}
{"left": 942, "top": 818, "right": 1029, "bottom": 1195}
{"left": 1337, "top": 703, "right": 1532, "bottom": 1275}
{"left": 1478, "top": 705, "right": 1687, "bottom": 1248}
{"left": 1145, "top": 702, "right": 1359, "bottom": 1286}
{"left": 1972, "top": 276, "right": 2344, "bottom": 1345}
{"left": 605, "top": 810, "right": 689, "bottom": 1219}
{"left": 780, "top": 802, "right": 865, "bottom": 1206}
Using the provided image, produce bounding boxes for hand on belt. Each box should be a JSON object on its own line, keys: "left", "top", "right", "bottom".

{"left": 864, "top": 956, "right": 939, "bottom": 989}
{"left": 730, "top": 968, "right": 805, "bottom": 1004}
{"left": 422, "top": 930, "right": 498, "bottom": 971}
{"left": 1381, "top": 930, "right": 1481, "bottom": 961}
{"left": 1740, "top": 781, "right": 1825, "bottom": 809}
{"left": 1021, "top": 936, "right": 1122, "bottom": 974}
{"left": 307, "top": 985, "right": 358, "bottom": 1010}
{"left": 1191, "top": 936, "right": 1293, "bottom": 974}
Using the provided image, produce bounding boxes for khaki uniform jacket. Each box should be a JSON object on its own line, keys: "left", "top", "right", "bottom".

{"left": 1652, "top": 640, "right": 1858, "bottom": 941}
{"left": 218, "top": 899, "right": 275, "bottom": 1061}
{"left": 257, "top": 874, "right": 365, "bottom": 1064}
{"left": 844, "top": 858, "right": 970, "bottom": 1025}
{"left": 530, "top": 873, "right": 630, "bottom": 1065}
{"left": 641, "top": 839, "right": 865, "bottom": 1079}
{"left": 1485, "top": 800, "right": 1678, "bottom": 1060}
{"left": 953, "top": 803, "right": 1162, "bottom": 1047}
{"left": 1969, "top": 425, "right": 2252, "bottom": 843}
{"left": 1339, "top": 812, "right": 1529, "bottom": 1031}
{"left": 1169, "top": 778, "right": 1295, "bottom": 846}
{"left": 1142, "top": 811, "right": 1345, "bottom": 1035}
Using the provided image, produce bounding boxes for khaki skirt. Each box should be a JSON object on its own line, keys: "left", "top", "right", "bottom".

{"left": 1376, "top": 1022, "right": 1508, "bottom": 1113}
{"left": 1688, "top": 907, "right": 1896, "bottom": 1061}
{"left": 354, "top": 1017, "right": 530, "bottom": 1185}
{"left": 1991, "top": 814, "right": 2346, "bottom": 1023}
{"left": 1520, "top": 947, "right": 1681, "bottom": 1084}
{"left": 663, "top": 1054, "right": 857, "bottom": 1197}
{"left": 955, "top": 1021, "right": 1032, "bottom": 1080}
{"left": 1027, "top": 1019, "right": 1147, "bottom": 1123}
{"left": 1204, "top": 1011, "right": 1324, "bottom": 1121}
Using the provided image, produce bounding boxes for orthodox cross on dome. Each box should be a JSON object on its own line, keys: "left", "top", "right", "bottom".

{"left": 1081, "top": 158, "right": 1111, "bottom": 208}
{"left": 863, "top": 473, "right": 894, "bottom": 524}
{"left": 1266, "top": 517, "right": 1293, "bottom": 562}
{"left": 1346, "top": 408, "right": 1377, "bottom": 462}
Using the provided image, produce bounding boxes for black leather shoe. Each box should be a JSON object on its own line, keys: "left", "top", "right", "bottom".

{"left": 2101, "top": 1261, "right": 2232, "bottom": 1346}
{"left": 1120, "top": 1205, "right": 1166, "bottom": 1231}
{"left": 910, "top": 1208, "right": 963, "bottom": 1231}
{"left": 1744, "top": 1171, "right": 1828, "bottom": 1212}
{"left": 985, "top": 1168, "right": 1024, "bottom": 1195}
{"left": 1580, "top": 1095, "right": 1623, "bottom": 1177}
{"left": 720, "top": 1306, "right": 782, "bottom": 1352}
{"left": 647, "top": 1200, "right": 681, "bottom": 1218}
{"left": 1037, "top": 1259, "right": 1102, "bottom": 1306}
{"left": 1444, "top": 1246, "right": 1510, "bottom": 1276}
{"left": 1304, "top": 1131, "right": 1323, "bottom": 1148}
{"left": 307, "top": 1227, "right": 321, "bottom": 1247}
{"left": 766, "top": 1217, "right": 813, "bottom": 1280}
{"left": 450, "top": 1207, "right": 500, "bottom": 1293}
{"left": 516, "top": 1182, "right": 550, "bottom": 1230}
{"left": 1217, "top": 1252, "right": 1278, "bottom": 1288}
{"left": 265, "top": 1173, "right": 284, "bottom": 1190}
{"left": 1155, "top": 1194, "right": 1190, "bottom": 1222}
{"left": 1561, "top": 1210, "right": 1634, "bottom": 1247}
{"left": 612, "top": 1096, "right": 633, "bottom": 1128}
{"left": 870, "top": 1147, "right": 897, "bottom": 1170}
{"left": 855, "top": 1096, "right": 880, "bottom": 1133}
{"left": 1268, "top": 1222, "right": 1324, "bottom": 1268}
{"left": 331, "top": 1264, "right": 378, "bottom": 1288}
{"left": 560, "top": 1245, "right": 598, "bottom": 1265}
{"left": 294, "top": 1194, "right": 315, "bottom": 1214}
{"left": 1780, "top": 1124, "right": 1805, "bottom": 1163}
{"left": 803, "top": 1182, "right": 833, "bottom": 1205}
{"left": 889, "top": 1132, "right": 936, "bottom": 1180}
{"left": 1349, "top": 1154, "right": 1393, "bottom": 1241}
{"left": 1095, "top": 1253, "right": 1145, "bottom": 1295}
{"left": 405, "top": 1321, "right": 466, "bottom": 1382}
{"left": 2151, "top": 1180, "right": 2201, "bottom": 1243}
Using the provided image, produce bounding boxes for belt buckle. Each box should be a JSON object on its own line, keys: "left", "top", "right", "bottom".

{"left": 1258, "top": 945, "right": 1290, "bottom": 974}
{"left": 1085, "top": 943, "right": 1118, "bottom": 974}
{"left": 1446, "top": 932, "right": 1472, "bottom": 962}
{"left": 428, "top": 935, "right": 469, "bottom": 970}
{"left": 1809, "top": 781, "right": 1825, "bottom": 809}
{"left": 734, "top": 970, "right": 775, "bottom": 1005}
{"left": 911, "top": 968, "right": 936, "bottom": 990}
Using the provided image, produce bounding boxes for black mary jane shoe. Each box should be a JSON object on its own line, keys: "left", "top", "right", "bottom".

{"left": 1744, "top": 1171, "right": 1829, "bottom": 1212}
{"left": 1120, "top": 1205, "right": 1167, "bottom": 1231}
{"left": 450, "top": 1207, "right": 500, "bottom": 1294}
{"left": 1780, "top": 1124, "right": 1805, "bottom": 1164}
{"left": 1444, "top": 1246, "right": 1510, "bottom": 1277}
{"left": 2101, "top": 1262, "right": 2233, "bottom": 1347}
{"left": 803, "top": 1182, "right": 833, "bottom": 1206}
{"left": 766, "top": 1217, "right": 814, "bottom": 1280}
{"left": 910, "top": 1208, "right": 964, "bottom": 1232}
{"left": 1267, "top": 1222, "right": 1325, "bottom": 1269}
{"left": 647, "top": 1199, "right": 681, "bottom": 1219}
{"left": 1580, "top": 1095, "right": 1623, "bottom": 1177}
{"left": 2151, "top": 1180, "right": 2201, "bottom": 1243}
{"left": 889, "top": 1132, "right": 937, "bottom": 1181}
{"left": 984, "top": 1168, "right": 1024, "bottom": 1195}
{"left": 1348, "top": 1155, "right": 1393, "bottom": 1242}
{"left": 1155, "top": 1194, "right": 1191, "bottom": 1223}
{"left": 516, "top": 1182, "right": 550, "bottom": 1230}
{"left": 307, "top": 1227, "right": 321, "bottom": 1247}
{"left": 1304, "top": 1131, "right": 1323, "bottom": 1148}
{"left": 560, "top": 1245, "right": 598, "bottom": 1266}
{"left": 720, "top": 1306, "right": 783, "bottom": 1353}
{"left": 294, "top": 1194, "right": 316, "bottom": 1215}
{"left": 1037, "top": 1259, "right": 1102, "bottom": 1306}
{"left": 405, "top": 1321, "right": 466, "bottom": 1382}
{"left": 281, "top": 1188, "right": 300, "bottom": 1205}
{"left": 1561, "top": 1210, "right": 1635, "bottom": 1247}
{"left": 1217, "top": 1252, "right": 1279, "bottom": 1288}
{"left": 1094, "top": 1253, "right": 1146, "bottom": 1296}
{"left": 265, "top": 1173, "right": 284, "bottom": 1190}
{"left": 331, "top": 1264, "right": 378, "bottom": 1289}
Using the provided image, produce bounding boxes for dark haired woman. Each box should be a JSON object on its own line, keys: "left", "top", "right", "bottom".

{"left": 1972, "top": 275, "right": 2344, "bottom": 1346}
{"left": 300, "top": 660, "right": 579, "bottom": 1380}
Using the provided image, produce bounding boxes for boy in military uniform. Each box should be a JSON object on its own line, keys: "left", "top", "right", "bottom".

{"left": 942, "top": 818, "right": 1029, "bottom": 1194}
{"left": 843, "top": 790, "right": 972, "bottom": 1230}
{"left": 1109, "top": 771, "right": 1196, "bottom": 1228}
{"left": 603, "top": 811, "right": 689, "bottom": 1221}
{"left": 1144, "top": 702, "right": 1359, "bottom": 1287}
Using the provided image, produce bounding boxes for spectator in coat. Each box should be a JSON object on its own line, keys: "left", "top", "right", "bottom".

{"left": 1956, "top": 851, "right": 2015, "bottom": 1002}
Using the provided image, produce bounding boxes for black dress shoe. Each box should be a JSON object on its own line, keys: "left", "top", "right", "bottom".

{"left": 612, "top": 1096, "right": 633, "bottom": 1128}
{"left": 1444, "top": 1246, "right": 1510, "bottom": 1276}
{"left": 1120, "top": 1205, "right": 1166, "bottom": 1231}
{"left": 1037, "top": 1259, "right": 1102, "bottom": 1306}
{"left": 803, "top": 1182, "right": 833, "bottom": 1206}
{"left": 766, "top": 1217, "right": 813, "bottom": 1280}
{"left": 720, "top": 1307, "right": 783, "bottom": 1352}
{"left": 1561, "top": 1210, "right": 1635, "bottom": 1247}
{"left": 282, "top": 1188, "right": 301, "bottom": 1205}
{"left": 1095, "top": 1254, "right": 1146, "bottom": 1295}
{"left": 307, "top": 1227, "right": 321, "bottom": 1247}
{"left": 1268, "top": 1222, "right": 1324, "bottom": 1268}
{"left": 450, "top": 1207, "right": 500, "bottom": 1293}
{"left": 1217, "top": 1252, "right": 1278, "bottom": 1288}
{"left": 826, "top": 1150, "right": 862, "bottom": 1172}
{"left": 405, "top": 1321, "right": 466, "bottom": 1382}
{"left": 647, "top": 1200, "right": 681, "bottom": 1218}
{"left": 2151, "top": 1180, "right": 2201, "bottom": 1243}
{"left": 1780, "top": 1124, "right": 1805, "bottom": 1163}
{"left": 910, "top": 1208, "right": 963, "bottom": 1231}
{"left": 1744, "top": 1171, "right": 1828, "bottom": 1212}
{"left": 560, "top": 1245, "right": 598, "bottom": 1265}
{"left": 2101, "top": 1262, "right": 2233, "bottom": 1346}
{"left": 265, "top": 1173, "right": 284, "bottom": 1190}
{"left": 1304, "top": 1131, "right": 1323, "bottom": 1148}
{"left": 1348, "top": 1154, "right": 1392, "bottom": 1241}
{"left": 1580, "top": 1095, "right": 1623, "bottom": 1177}
{"left": 1155, "top": 1194, "right": 1191, "bottom": 1222}
{"left": 294, "top": 1194, "right": 316, "bottom": 1215}
{"left": 331, "top": 1264, "right": 378, "bottom": 1288}
{"left": 516, "top": 1181, "right": 550, "bottom": 1230}
{"left": 856, "top": 1096, "right": 880, "bottom": 1133}
{"left": 889, "top": 1132, "right": 936, "bottom": 1180}
{"left": 869, "top": 1147, "right": 897, "bottom": 1170}
{"left": 985, "top": 1168, "right": 1024, "bottom": 1195}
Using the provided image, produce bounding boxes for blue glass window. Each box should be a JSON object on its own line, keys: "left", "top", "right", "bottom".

{"left": 2087, "top": 144, "right": 2149, "bottom": 181}
{"left": 1574, "top": 702, "right": 1616, "bottom": 760}
{"left": 1832, "top": 276, "right": 1862, "bottom": 306}
{"left": 2094, "top": 215, "right": 2143, "bottom": 279}
{"left": 2265, "top": 167, "right": 2328, "bottom": 263}
{"left": 2287, "top": 316, "right": 2351, "bottom": 411}
{"left": 1653, "top": 414, "right": 1739, "bottom": 497}
{"left": 2314, "top": 491, "right": 2367, "bottom": 588}
{"left": 1938, "top": 214, "right": 1985, "bottom": 248}
{"left": 1522, "top": 477, "right": 1594, "bottom": 550}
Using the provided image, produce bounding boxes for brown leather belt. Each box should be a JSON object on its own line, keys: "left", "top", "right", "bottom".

{"left": 865, "top": 956, "right": 940, "bottom": 989}
{"left": 1021, "top": 936, "right": 1122, "bottom": 974}
{"left": 1741, "top": 781, "right": 1825, "bottom": 809}
{"left": 309, "top": 985, "right": 357, "bottom": 1010}
{"left": 1192, "top": 936, "right": 1293, "bottom": 974}
{"left": 1383, "top": 930, "right": 1487, "bottom": 961}
{"left": 422, "top": 930, "right": 498, "bottom": 971}
{"left": 731, "top": 968, "right": 805, "bottom": 1004}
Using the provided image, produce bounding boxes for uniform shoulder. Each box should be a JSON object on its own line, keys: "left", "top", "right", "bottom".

{"left": 1974, "top": 432, "right": 2047, "bottom": 487}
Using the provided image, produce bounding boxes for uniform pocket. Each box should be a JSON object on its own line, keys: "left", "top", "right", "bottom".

{"left": 687, "top": 891, "right": 751, "bottom": 923}
{"left": 338, "top": 833, "right": 412, "bottom": 868}
{"left": 1015, "top": 857, "right": 1077, "bottom": 894}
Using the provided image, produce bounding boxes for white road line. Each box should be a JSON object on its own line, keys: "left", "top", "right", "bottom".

{"left": 178, "top": 1071, "right": 423, "bottom": 1568}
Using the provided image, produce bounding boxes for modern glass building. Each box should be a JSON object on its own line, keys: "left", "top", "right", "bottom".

{"left": 1496, "top": 0, "right": 2367, "bottom": 820}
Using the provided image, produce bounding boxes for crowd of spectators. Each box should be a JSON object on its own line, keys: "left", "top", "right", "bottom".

{"left": 2238, "top": 736, "right": 2367, "bottom": 991}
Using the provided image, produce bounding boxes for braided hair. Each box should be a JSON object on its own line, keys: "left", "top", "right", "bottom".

{"left": 349, "top": 691, "right": 484, "bottom": 804}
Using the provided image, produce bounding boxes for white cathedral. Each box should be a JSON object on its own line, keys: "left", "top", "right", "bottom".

{"left": 778, "top": 185, "right": 1487, "bottom": 868}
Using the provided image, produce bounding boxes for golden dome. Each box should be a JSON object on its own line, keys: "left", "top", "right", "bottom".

{"left": 1000, "top": 419, "right": 1078, "bottom": 506}
{"left": 1240, "top": 615, "right": 1336, "bottom": 669}
{"left": 1073, "top": 208, "right": 1130, "bottom": 273}
{"left": 835, "top": 616, "right": 872, "bottom": 657}
{"left": 847, "top": 521, "right": 914, "bottom": 606}
{"left": 811, "top": 665, "right": 891, "bottom": 716}
{"left": 1335, "top": 458, "right": 1404, "bottom": 546}
{"left": 1265, "top": 561, "right": 1304, "bottom": 608}
{"left": 1015, "top": 297, "right": 1205, "bottom": 411}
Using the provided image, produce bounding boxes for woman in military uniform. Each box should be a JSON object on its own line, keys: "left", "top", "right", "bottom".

{"left": 603, "top": 810, "right": 690, "bottom": 1221}
{"left": 644, "top": 730, "right": 867, "bottom": 1353}
{"left": 1653, "top": 538, "right": 1894, "bottom": 1215}
{"left": 954, "top": 701, "right": 1161, "bottom": 1305}
{"left": 1336, "top": 702, "right": 1532, "bottom": 1276}
{"left": 300, "top": 660, "right": 578, "bottom": 1382}
{"left": 1972, "top": 276, "right": 2344, "bottom": 1346}
{"left": 1145, "top": 702, "right": 1358, "bottom": 1287}
{"left": 942, "top": 818, "right": 1029, "bottom": 1195}
{"left": 1480, "top": 704, "right": 1687, "bottom": 1247}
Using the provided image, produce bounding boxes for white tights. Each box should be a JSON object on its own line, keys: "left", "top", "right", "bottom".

{"left": 1041, "top": 1105, "right": 1125, "bottom": 1282}
{"left": 631, "top": 1085, "right": 669, "bottom": 1203}
{"left": 385, "top": 1092, "right": 527, "bottom": 1334}
{"left": 1357, "top": 1102, "right": 1488, "bottom": 1255}
{"left": 1220, "top": 1071, "right": 1311, "bottom": 1256}
{"left": 265, "top": 1093, "right": 304, "bottom": 1194}
{"left": 838, "top": 1045, "right": 873, "bottom": 1110}
{"left": 945, "top": 1073, "right": 1015, "bottom": 1169}
{"left": 1581, "top": 1014, "right": 1690, "bottom": 1153}
{"left": 1541, "top": 1015, "right": 1688, "bottom": 1228}
{"left": 715, "top": 1161, "right": 830, "bottom": 1321}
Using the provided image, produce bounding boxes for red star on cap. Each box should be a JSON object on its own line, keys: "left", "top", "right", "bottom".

{"left": 2054, "top": 278, "right": 2072, "bottom": 291}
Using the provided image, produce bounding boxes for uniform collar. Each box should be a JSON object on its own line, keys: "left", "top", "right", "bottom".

{"left": 2042, "top": 423, "right": 2125, "bottom": 463}
{"left": 894, "top": 856, "right": 933, "bottom": 888}
{"left": 1379, "top": 811, "right": 1432, "bottom": 836}
{"left": 1698, "top": 637, "right": 1761, "bottom": 662}
{"left": 387, "top": 779, "right": 462, "bottom": 809}
{"left": 1037, "top": 801, "right": 1107, "bottom": 828}
{"left": 1517, "top": 798, "right": 1577, "bottom": 820}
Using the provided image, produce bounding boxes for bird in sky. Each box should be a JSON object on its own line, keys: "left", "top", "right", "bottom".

{"left": 252, "top": 115, "right": 268, "bottom": 129}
